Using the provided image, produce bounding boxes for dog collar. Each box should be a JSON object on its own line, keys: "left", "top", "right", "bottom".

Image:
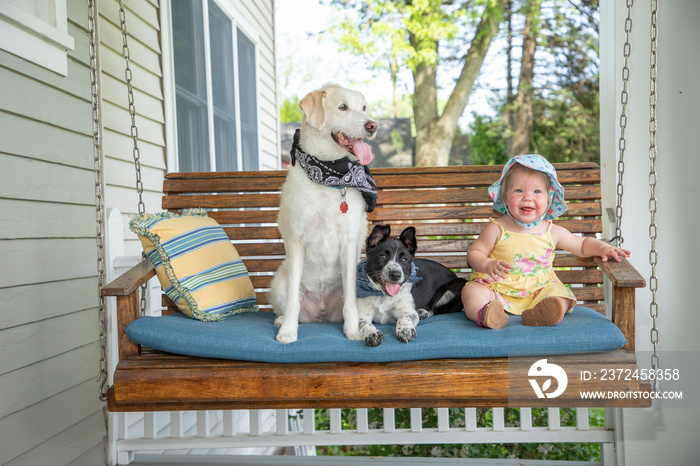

{"left": 290, "top": 129, "right": 378, "bottom": 212}
{"left": 355, "top": 259, "right": 422, "bottom": 298}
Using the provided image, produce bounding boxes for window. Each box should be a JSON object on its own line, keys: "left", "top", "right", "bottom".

{"left": 171, "top": 0, "right": 258, "bottom": 172}
{"left": 0, "top": 0, "right": 74, "bottom": 75}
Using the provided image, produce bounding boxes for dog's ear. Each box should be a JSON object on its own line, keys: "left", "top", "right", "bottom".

{"left": 299, "top": 90, "right": 327, "bottom": 129}
{"left": 366, "top": 224, "right": 390, "bottom": 249}
{"left": 399, "top": 227, "right": 417, "bottom": 256}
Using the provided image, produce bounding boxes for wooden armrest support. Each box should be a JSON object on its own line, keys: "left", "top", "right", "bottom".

{"left": 595, "top": 257, "right": 645, "bottom": 352}
{"left": 101, "top": 258, "right": 154, "bottom": 360}
{"left": 102, "top": 258, "right": 155, "bottom": 296}
{"left": 595, "top": 256, "right": 646, "bottom": 288}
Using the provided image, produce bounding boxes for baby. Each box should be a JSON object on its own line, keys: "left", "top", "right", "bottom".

{"left": 461, "top": 155, "right": 630, "bottom": 328}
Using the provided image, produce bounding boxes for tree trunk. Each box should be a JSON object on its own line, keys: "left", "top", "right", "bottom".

{"left": 390, "top": 54, "right": 399, "bottom": 118}
{"left": 413, "top": 0, "right": 506, "bottom": 166}
{"left": 506, "top": 0, "right": 515, "bottom": 154}
{"left": 509, "top": 0, "right": 540, "bottom": 157}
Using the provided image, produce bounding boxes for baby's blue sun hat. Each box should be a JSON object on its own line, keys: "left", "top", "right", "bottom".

{"left": 489, "top": 154, "right": 567, "bottom": 225}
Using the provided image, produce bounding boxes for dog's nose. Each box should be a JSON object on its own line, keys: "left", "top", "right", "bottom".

{"left": 388, "top": 271, "right": 402, "bottom": 282}
{"left": 365, "top": 120, "right": 378, "bottom": 134}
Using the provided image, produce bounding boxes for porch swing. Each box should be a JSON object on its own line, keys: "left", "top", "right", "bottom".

{"left": 94, "top": 0, "right": 656, "bottom": 412}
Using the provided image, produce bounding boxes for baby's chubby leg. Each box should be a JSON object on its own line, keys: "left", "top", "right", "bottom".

{"left": 461, "top": 281, "right": 508, "bottom": 329}
{"left": 461, "top": 281, "right": 496, "bottom": 322}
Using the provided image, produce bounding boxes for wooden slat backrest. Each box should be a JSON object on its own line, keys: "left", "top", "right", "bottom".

{"left": 162, "top": 163, "right": 605, "bottom": 313}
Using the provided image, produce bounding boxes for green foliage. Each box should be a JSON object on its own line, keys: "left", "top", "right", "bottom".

{"left": 280, "top": 96, "right": 303, "bottom": 123}
{"left": 468, "top": 83, "right": 600, "bottom": 164}
{"left": 390, "top": 129, "right": 406, "bottom": 153}
{"left": 309, "top": 407, "right": 603, "bottom": 460}
{"left": 531, "top": 87, "right": 600, "bottom": 163}
{"left": 326, "top": 0, "right": 471, "bottom": 73}
{"left": 468, "top": 114, "right": 509, "bottom": 165}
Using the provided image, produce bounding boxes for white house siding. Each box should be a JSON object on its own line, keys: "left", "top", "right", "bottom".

{"left": 0, "top": 0, "right": 106, "bottom": 464}
{"left": 99, "top": 0, "right": 167, "bottom": 258}
{"left": 600, "top": 0, "right": 700, "bottom": 464}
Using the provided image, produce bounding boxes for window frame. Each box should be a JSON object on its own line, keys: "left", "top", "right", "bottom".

{"left": 163, "top": 0, "right": 261, "bottom": 173}
{"left": 0, "top": 0, "right": 75, "bottom": 75}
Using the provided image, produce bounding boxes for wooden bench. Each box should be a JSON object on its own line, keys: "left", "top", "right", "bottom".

{"left": 103, "top": 163, "right": 650, "bottom": 411}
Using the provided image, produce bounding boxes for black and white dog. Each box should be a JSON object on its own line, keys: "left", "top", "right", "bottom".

{"left": 356, "top": 225, "right": 467, "bottom": 346}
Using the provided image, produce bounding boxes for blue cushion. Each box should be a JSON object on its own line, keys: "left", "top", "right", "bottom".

{"left": 125, "top": 306, "right": 626, "bottom": 363}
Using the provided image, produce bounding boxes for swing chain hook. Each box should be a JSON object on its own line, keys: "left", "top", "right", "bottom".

{"left": 88, "top": 0, "right": 109, "bottom": 403}
{"left": 648, "top": 0, "right": 660, "bottom": 393}
{"left": 614, "top": 0, "right": 634, "bottom": 249}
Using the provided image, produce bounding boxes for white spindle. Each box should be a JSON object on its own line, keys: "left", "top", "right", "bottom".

{"left": 465, "top": 408, "right": 477, "bottom": 431}
{"left": 357, "top": 409, "right": 369, "bottom": 433}
{"left": 330, "top": 409, "right": 342, "bottom": 434}
{"left": 383, "top": 408, "right": 395, "bottom": 433}
{"left": 144, "top": 412, "right": 156, "bottom": 439}
{"left": 601, "top": 442, "right": 616, "bottom": 466}
{"left": 437, "top": 408, "right": 450, "bottom": 432}
{"left": 410, "top": 408, "right": 422, "bottom": 432}
{"left": 576, "top": 408, "right": 590, "bottom": 430}
{"left": 492, "top": 408, "right": 505, "bottom": 431}
{"left": 520, "top": 408, "right": 533, "bottom": 431}
{"left": 223, "top": 410, "right": 234, "bottom": 437}
{"left": 196, "top": 411, "right": 208, "bottom": 437}
{"left": 303, "top": 409, "right": 315, "bottom": 434}
{"left": 170, "top": 412, "right": 183, "bottom": 438}
{"left": 276, "top": 409, "right": 288, "bottom": 435}
{"left": 249, "top": 409, "right": 263, "bottom": 436}
{"left": 118, "top": 412, "right": 128, "bottom": 439}
{"left": 547, "top": 407, "right": 561, "bottom": 431}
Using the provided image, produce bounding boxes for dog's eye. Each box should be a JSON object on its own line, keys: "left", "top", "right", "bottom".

{"left": 338, "top": 104, "right": 348, "bottom": 111}
{"left": 379, "top": 254, "right": 387, "bottom": 260}
{"left": 401, "top": 257, "right": 408, "bottom": 263}
{"left": 362, "top": 105, "right": 366, "bottom": 111}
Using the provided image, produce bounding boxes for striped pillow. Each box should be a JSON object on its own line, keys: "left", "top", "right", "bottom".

{"left": 130, "top": 209, "right": 258, "bottom": 321}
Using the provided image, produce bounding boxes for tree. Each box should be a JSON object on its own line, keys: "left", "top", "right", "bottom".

{"left": 327, "top": 0, "right": 506, "bottom": 166}
{"left": 468, "top": 0, "right": 600, "bottom": 164}
{"left": 509, "top": 0, "right": 541, "bottom": 156}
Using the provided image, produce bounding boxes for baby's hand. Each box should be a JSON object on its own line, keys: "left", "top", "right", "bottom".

{"left": 486, "top": 259, "right": 512, "bottom": 280}
{"left": 600, "top": 245, "right": 631, "bottom": 262}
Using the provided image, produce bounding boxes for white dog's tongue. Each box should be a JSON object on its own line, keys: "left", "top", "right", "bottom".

{"left": 385, "top": 282, "right": 401, "bottom": 296}
{"left": 352, "top": 139, "right": 373, "bottom": 166}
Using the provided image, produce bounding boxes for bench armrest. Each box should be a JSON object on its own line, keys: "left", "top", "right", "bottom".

{"left": 102, "top": 258, "right": 155, "bottom": 296}
{"left": 595, "top": 257, "right": 646, "bottom": 352}
{"left": 595, "top": 256, "right": 645, "bottom": 288}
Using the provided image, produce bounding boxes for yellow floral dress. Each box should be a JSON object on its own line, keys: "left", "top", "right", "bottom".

{"left": 469, "top": 220, "right": 576, "bottom": 315}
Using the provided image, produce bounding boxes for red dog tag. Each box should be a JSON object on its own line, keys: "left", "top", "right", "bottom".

{"left": 340, "top": 187, "right": 348, "bottom": 213}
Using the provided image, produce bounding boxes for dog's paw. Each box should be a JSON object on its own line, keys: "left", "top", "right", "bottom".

{"left": 396, "top": 326, "right": 417, "bottom": 343}
{"left": 416, "top": 308, "right": 432, "bottom": 320}
{"left": 275, "top": 328, "right": 297, "bottom": 344}
{"left": 365, "top": 330, "right": 384, "bottom": 347}
{"left": 273, "top": 315, "right": 285, "bottom": 327}
{"left": 343, "top": 322, "right": 363, "bottom": 341}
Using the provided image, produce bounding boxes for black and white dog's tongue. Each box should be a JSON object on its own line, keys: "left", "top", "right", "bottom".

{"left": 385, "top": 282, "right": 401, "bottom": 296}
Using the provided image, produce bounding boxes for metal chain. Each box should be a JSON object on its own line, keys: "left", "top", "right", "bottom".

{"left": 648, "top": 0, "right": 660, "bottom": 392}
{"left": 117, "top": 0, "right": 149, "bottom": 317}
{"left": 613, "top": 0, "right": 634, "bottom": 248}
{"left": 118, "top": 0, "right": 146, "bottom": 217}
{"left": 88, "top": 0, "right": 108, "bottom": 402}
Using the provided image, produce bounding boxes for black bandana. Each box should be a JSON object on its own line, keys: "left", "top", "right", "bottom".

{"left": 290, "top": 129, "right": 377, "bottom": 212}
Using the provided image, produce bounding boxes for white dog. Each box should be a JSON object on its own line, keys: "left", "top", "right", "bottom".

{"left": 270, "top": 84, "right": 378, "bottom": 343}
